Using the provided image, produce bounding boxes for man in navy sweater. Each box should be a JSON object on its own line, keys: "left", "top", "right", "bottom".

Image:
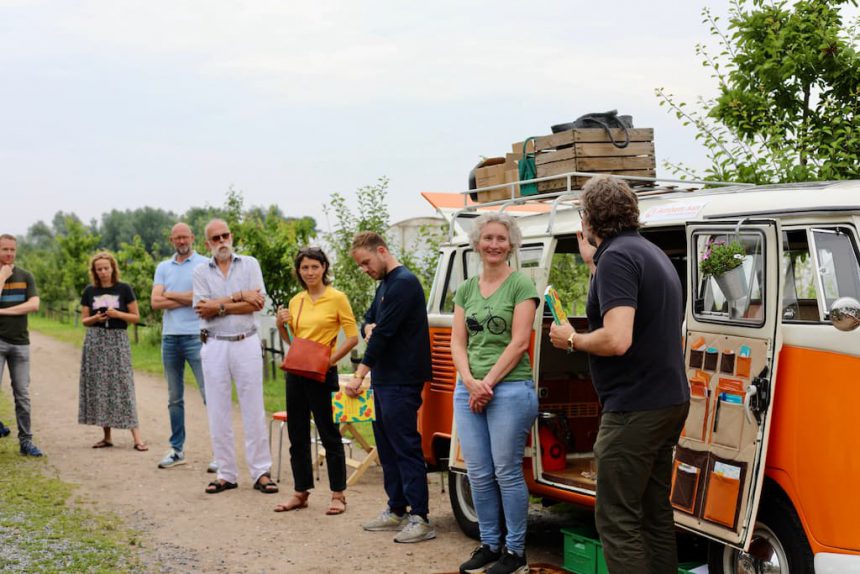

{"left": 346, "top": 231, "right": 434, "bottom": 544}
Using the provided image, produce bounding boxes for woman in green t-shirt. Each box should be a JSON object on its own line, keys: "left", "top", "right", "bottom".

{"left": 451, "top": 213, "right": 539, "bottom": 574}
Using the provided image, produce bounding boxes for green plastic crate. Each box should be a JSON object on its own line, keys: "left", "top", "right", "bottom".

{"left": 562, "top": 528, "right": 602, "bottom": 574}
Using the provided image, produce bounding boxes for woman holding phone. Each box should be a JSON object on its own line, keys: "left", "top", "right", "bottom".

{"left": 78, "top": 251, "right": 148, "bottom": 451}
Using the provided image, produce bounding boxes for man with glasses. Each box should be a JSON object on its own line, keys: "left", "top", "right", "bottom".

{"left": 192, "top": 219, "right": 278, "bottom": 495}
{"left": 550, "top": 176, "right": 689, "bottom": 573}
{"left": 152, "top": 223, "right": 213, "bottom": 470}
{"left": 0, "top": 233, "right": 43, "bottom": 456}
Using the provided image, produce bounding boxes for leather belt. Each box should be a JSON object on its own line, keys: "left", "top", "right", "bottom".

{"left": 200, "top": 328, "right": 256, "bottom": 343}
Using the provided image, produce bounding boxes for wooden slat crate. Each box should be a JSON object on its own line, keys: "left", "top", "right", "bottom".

{"left": 534, "top": 128, "right": 656, "bottom": 191}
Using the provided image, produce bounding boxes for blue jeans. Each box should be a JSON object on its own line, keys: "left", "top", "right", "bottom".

{"left": 454, "top": 380, "right": 538, "bottom": 555}
{"left": 162, "top": 335, "right": 206, "bottom": 452}
{"left": 0, "top": 340, "right": 32, "bottom": 442}
{"left": 372, "top": 384, "right": 429, "bottom": 516}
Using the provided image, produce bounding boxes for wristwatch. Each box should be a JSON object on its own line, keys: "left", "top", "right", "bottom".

{"left": 567, "top": 331, "right": 576, "bottom": 354}
{"left": 218, "top": 303, "right": 226, "bottom": 317}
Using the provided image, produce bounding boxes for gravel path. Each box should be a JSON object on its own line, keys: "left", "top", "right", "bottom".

{"left": 25, "top": 331, "right": 566, "bottom": 573}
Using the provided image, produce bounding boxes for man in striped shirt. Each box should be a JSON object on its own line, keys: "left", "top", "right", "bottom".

{"left": 0, "top": 233, "right": 43, "bottom": 456}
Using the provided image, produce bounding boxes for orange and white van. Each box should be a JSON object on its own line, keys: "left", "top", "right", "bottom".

{"left": 418, "top": 178, "right": 860, "bottom": 574}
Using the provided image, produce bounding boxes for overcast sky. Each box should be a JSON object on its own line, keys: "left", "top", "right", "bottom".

{"left": 2, "top": 1, "right": 856, "bottom": 238}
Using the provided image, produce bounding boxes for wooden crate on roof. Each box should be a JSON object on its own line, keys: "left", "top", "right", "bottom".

{"left": 534, "top": 128, "right": 656, "bottom": 191}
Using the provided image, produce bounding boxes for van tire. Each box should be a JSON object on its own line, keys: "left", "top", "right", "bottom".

{"left": 448, "top": 471, "right": 480, "bottom": 540}
{"left": 707, "top": 494, "right": 813, "bottom": 574}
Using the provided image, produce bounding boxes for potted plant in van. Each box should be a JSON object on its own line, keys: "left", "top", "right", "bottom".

{"left": 700, "top": 239, "right": 748, "bottom": 300}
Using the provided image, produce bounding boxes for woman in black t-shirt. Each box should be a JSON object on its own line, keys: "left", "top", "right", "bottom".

{"left": 78, "top": 251, "right": 148, "bottom": 451}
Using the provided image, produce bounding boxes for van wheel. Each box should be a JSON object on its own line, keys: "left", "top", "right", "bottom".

{"left": 448, "top": 471, "right": 480, "bottom": 540}
{"left": 707, "top": 495, "right": 813, "bottom": 573}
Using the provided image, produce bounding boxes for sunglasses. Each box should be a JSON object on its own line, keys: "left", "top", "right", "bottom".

{"left": 298, "top": 246, "right": 324, "bottom": 256}
{"left": 209, "top": 232, "right": 231, "bottom": 243}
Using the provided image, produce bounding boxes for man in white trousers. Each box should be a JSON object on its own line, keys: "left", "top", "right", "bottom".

{"left": 192, "top": 219, "right": 278, "bottom": 495}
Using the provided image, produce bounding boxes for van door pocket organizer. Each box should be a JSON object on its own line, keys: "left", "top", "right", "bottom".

{"left": 702, "top": 457, "right": 747, "bottom": 530}
{"left": 710, "top": 378, "right": 747, "bottom": 450}
{"left": 670, "top": 446, "right": 708, "bottom": 515}
{"left": 683, "top": 371, "right": 711, "bottom": 442}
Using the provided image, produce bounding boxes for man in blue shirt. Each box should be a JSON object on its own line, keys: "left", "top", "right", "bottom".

{"left": 151, "top": 223, "right": 210, "bottom": 470}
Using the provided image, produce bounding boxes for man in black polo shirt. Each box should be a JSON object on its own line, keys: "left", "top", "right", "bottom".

{"left": 550, "top": 176, "right": 689, "bottom": 573}
{"left": 0, "top": 234, "right": 43, "bottom": 456}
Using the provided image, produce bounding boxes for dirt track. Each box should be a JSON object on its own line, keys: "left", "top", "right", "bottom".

{"left": 24, "top": 331, "right": 565, "bottom": 573}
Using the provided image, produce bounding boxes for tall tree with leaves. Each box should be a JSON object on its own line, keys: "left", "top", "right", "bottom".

{"left": 117, "top": 235, "right": 157, "bottom": 325}
{"left": 656, "top": 0, "right": 860, "bottom": 183}
{"left": 324, "top": 178, "right": 392, "bottom": 319}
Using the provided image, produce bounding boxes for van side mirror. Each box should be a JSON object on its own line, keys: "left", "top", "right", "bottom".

{"left": 830, "top": 297, "right": 860, "bottom": 332}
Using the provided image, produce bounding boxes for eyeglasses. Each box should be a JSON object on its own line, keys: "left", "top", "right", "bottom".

{"left": 577, "top": 208, "right": 588, "bottom": 221}
{"left": 298, "top": 246, "right": 324, "bottom": 255}
{"left": 209, "top": 232, "right": 231, "bottom": 243}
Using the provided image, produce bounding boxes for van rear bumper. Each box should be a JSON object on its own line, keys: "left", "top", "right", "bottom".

{"left": 815, "top": 552, "right": 860, "bottom": 573}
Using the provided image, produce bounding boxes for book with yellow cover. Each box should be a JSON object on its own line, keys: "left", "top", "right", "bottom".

{"left": 544, "top": 285, "right": 568, "bottom": 325}
{"left": 331, "top": 389, "right": 376, "bottom": 423}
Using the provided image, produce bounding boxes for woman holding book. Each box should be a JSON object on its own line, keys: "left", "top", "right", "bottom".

{"left": 450, "top": 213, "right": 539, "bottom": 574}
{"left": 274, "top": 246, "right": 358, "bottom": 515}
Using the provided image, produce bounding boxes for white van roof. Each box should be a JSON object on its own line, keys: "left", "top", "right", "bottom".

{"left": 431, "top": 180, "right": 860, "bottom": 243}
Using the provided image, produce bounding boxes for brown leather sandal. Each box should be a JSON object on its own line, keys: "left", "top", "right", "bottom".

{"left": 274, "top": 491, "right": 309, "bottom": 512}
{"left": 326, "top": 492, "right": 346, "bottom": 515}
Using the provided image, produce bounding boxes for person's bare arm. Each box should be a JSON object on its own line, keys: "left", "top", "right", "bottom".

{"left": 151, "top": 284, "right": 183, "bottom": 310}
{"left": 106, "top": 301, "right": 141, "bottom": 325}
{"left": 195, "top": 289, "right": 264, "bottom": 319}
{"left": 0, "top": 296, "right": 40, "bottom": 316}
{"left": 549, "top": 306, "right": 634, "bottom": 357}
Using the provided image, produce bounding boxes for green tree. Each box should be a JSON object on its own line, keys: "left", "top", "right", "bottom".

{"left": 116, "top": 235, "right": 157, "bottom": 325}
{"left": 324, "top": 178, "right": 392, "bottom": 319}
{"left": 26, "top": 216, "right": 102, "bottom": 308}
{"left": 656, "top": 0, "right": 860, "bottom": 183}
{"left": 548, "top": 253, "right": 591, "bottom": 317}
{"left": 100, "top": 208, "right": 177, "bottom": 259}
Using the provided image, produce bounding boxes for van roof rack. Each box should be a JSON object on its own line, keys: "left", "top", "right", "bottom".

{"left": 447, "top": 171, "right": 750, "bottom": 240}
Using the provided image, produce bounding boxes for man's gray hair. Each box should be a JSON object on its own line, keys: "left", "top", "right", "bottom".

{"left": 468, "top": 212, "right": 523, "bottom": 252}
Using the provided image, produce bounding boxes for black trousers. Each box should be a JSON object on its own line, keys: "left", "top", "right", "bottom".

{"left": 594, "top": 402, "right": 689, "bottom": 574}
{"left": 286, "top": 369, "right": 346, "bottom": 492}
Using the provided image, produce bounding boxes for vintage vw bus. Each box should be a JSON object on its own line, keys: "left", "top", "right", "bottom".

{"left": 417, "top": 178, "right": 860, "bottom": 574}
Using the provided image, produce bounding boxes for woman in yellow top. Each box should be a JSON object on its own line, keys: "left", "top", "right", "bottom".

{"left": 274, "top": 247, "right": 359, "bottom": 515}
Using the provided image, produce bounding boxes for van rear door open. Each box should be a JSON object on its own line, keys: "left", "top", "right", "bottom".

{"left": 673, "top": 220, "right": 784, "bottom": 550}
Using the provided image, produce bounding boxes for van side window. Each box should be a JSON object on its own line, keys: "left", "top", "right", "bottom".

{"left": 782, "top": 229, "right": 821, "bottom": 322}
{"left": 547, "top": 252, "right": 591, "bottom": 317}
{"left": 693, "top": 230, "right": 766, "bottom": 325}
{"left": 811, "top": 227, "right": 860, "bottom": 314}
{"left": 439, "top": 249, "right": 484, "bottom": 313}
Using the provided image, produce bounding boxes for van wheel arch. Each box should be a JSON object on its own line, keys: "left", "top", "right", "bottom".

{"left": 448, "top": 471, "right": 480, "bottom": 540}
{"left": 707, "top": 480, "right": 814, "bottom": 574}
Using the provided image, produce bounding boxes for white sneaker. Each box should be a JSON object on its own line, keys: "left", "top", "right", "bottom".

{"left": 207, "top": 460, "right": 219, "bottom": 474}
{"left": 393, "top": 515, "right": 436, "bottom": 543}
{"left": 158, "top": 450, "right": 186, "bottom": 469}
{"left": 362, "top": 508, "right": 409, "bottom": 531}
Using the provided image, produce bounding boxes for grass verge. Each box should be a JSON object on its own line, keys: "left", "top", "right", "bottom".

{"left": 0, "top": 398, "right": 142, "bottom": 574}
